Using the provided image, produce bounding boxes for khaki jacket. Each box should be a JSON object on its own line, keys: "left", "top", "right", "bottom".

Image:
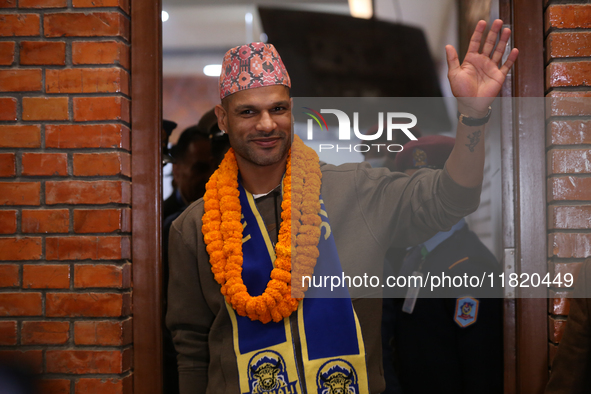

{"left": 167, "top": 162, "right": 482, "bottom": 394}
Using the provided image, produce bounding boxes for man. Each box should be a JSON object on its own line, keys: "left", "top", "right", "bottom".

{"left": 383, "top": 135, "right": 503, "bottom": 394}
{"left": 167, "top": 19, "right": 517, "bottom": 393}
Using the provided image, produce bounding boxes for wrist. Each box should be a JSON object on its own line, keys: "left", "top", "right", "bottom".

{"left": 457, "top": 106, "right": 492, "bottom": 127}
{"left": 457, "top": 105, "right": 489, "bottom": 118}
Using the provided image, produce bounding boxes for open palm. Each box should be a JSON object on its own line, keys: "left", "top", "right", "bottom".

{"left": 446, "top": 19, "right": 519, "bottom": 115}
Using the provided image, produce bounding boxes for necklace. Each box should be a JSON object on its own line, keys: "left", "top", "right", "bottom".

{"left": 202, "top": 135, "right": 322, "bottom": 323}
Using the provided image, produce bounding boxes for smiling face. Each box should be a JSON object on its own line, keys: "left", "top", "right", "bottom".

{"left": 215, "top": 85, "right": 292, "bottom": 171}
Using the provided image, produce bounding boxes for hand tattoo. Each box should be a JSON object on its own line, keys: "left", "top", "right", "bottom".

{"left": 466, "top": 129, "right": 482, "bottom": 152}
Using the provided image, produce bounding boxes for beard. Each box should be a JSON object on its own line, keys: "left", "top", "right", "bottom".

{"left": 230, "top": 131, "right": 291, "bottom": 167}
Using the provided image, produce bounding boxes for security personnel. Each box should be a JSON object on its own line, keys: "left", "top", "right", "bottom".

{"left": 383, "top": 135, "right": 504, "bottom": 394}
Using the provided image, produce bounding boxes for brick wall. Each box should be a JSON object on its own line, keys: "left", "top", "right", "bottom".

{"left": 0, "top": 1, "right": 132, "bottom": 393}
{"left": 545, "top": 2, "right": 591, "bottom": 368}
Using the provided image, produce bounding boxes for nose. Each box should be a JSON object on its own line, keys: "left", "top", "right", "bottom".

{"left": 256, "top": 111, "right": 276, "bottom": 133}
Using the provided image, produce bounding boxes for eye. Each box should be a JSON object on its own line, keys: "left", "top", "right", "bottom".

{"left": 272, "top": 106, "right": 287, "bottom": 112}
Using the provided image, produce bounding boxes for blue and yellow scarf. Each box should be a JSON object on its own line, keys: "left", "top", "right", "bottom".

{"left": 226, "top": 183, "right": 369, "bottom": 394}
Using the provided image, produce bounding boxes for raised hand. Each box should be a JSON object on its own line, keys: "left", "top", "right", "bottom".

{"left": 445, "top": 19, "right": 519, "bottom": 116}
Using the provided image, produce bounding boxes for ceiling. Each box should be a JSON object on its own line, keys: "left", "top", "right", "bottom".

{"left": 163, "top": 0, "right": 346, "bottom": 5}
{"left": 162, "top": 0, "right": 458, "bottom": 77}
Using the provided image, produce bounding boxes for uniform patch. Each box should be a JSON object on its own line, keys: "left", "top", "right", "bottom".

{"left": 412, "top": 148, "right": 428, "bottom": 168}
{"left": 246, "top": 350, "right": 298, "bottom": 394}
{"left": 316, "top": 359, "right": 359, "bottom": 394}
{"left": 453, "top": 296, "right": 479, "bottom": 328}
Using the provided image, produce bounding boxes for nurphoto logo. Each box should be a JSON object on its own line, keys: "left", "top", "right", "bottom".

{"left": 302, "top": 107, "right": 418, "bottom": 153}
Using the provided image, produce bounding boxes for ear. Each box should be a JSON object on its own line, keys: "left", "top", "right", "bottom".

{"left": 215, "top": 104, "right": 228, "bottom": 134}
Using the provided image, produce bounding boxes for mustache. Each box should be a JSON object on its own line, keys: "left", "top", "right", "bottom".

{"left": 247, "top": 132, "right": 284, "bottom": 140}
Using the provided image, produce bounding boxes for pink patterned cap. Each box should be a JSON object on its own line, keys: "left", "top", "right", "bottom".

{"left": 219, "top": 42, "right": 291, "bottom": 100}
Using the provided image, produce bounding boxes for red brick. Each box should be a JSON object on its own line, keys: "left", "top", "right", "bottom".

{"left": 0, "top": 69, "right": 42, "bottom": 92}
{"left": 22, "top": 209, "right": 69, "bottom": 233}
{"left": 0, "top": 237, "right": 42, "bottom": 260}
{"left": 0, "top": 182, "right": 40, "bottom": 205}
{"left": 73, "top": 96, "right": 130, "bottom": 122}
{"left": 23, "top": 264, "right": 70, "bottom": 289}
{"left": 0, "top": 0, "right": 16, "bottom": 8}
{"left": 72, "top": 41, "right": 129, "bottom": 69}
{"left": 0, "top": 125, "right": 41, "bottom": 147}
{"left": 546, "top": 4, "right": 591, "bottom": 30}
{"left": 0, "top": 41, "right": 14, "bottom": 64}
{"left": 21, "top": 152, "right": 68, "bottom": 176}
{"left": 73, "top": 152, "right": 130, "bottom": 176}
{"left": 75, "top": 376, "right": 132, "bottom": 394}
{"left": 46, "top": 350, "right": 127, "bottom": 374}
{"left": 547, "top": 91, "right": 591, "bottom": 117}
{"left": 22, "top": 97, "right": 69, "bottom": 121}
{"left": 548, "top": 177, "right": 591, "bottom": 202}
{"left": 46, "top": 292, "right": 131, "bottom": 317}
{"left": 75, "top": 263, "right": 130, "bottom": 288}
{"left": 74, "top": 318, "right": 132, "bottom": 346}
{"left": 0, "top": 210, "right": 16, "bottom": 233}
{"left": 46, "top": 124, "right": 130, "bottom": 149}
{"left": 547, "top": 149, "right": 591, "bottom": 174}
{"left": 0, "top": 14, "right": 40, "bottom": 36}
{"left": 46, "top": 68, "right": 129, "bottom": 94}
{"left": 547, "top": 61, "right": 591, "bottom": 88}
{"left": 553, "top": 262, "right": 582, "bottom": 289}
{"left": 74, "top": 208, "right": 130, "bottom": 233}
{"left": 0, "top": 153, "right": 15, "bottom": 177}
{"left": 548, "top": 120, "right": 591, "bottom": 146}
{"left": 549, "top": 291, "right": 570, "bottom": 315}
{"left": 0, "top": 350, "right": 42, "bottom": 373}
{"left": 37, "top": 379, "right": 70, "bottom": 394}
{"left": 46, "top": 180, "right": 131, "bottom": 205}
{"left": 20, "top": 41, "right": 65, "bottom": 65}
{"left": 0, "top": 97, "right": 17, "bottom": 120}
{"left": 0, "top": 293, "right": 42, "bottom": 316}
{"left": 549, "top": 233, "right": 591, "bottom": 258}
{"left": 46, "top": 236, "right": 130, "bottom": 260}
{"left": 21, "top": 321, "right": 69, "bottom": 344}
{"left": 0, "top": 321, "right": 16, "bottom": 345}
{"left": 547, "top": 32, "right": 591, "bottom": 61}
{"left": 549, "top": 205, "right": 591, "bottom": 230}
{"left": 0, "top": 264, "right": 18, "bottom": 286}
{"left": 549, "top": 316, "right": 567, "bottom": 343}
{"left": 44, "top": 12, "right": 129, "bottom": 40}
{"left": 20, "top": 0, "right": 67, "bottom": 7}
{"left": 73, "top": 0, "right": 129, "bottom": 13}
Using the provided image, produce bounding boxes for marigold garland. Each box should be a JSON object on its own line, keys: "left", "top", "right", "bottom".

{"left": 201, "top": 135, "right": 322, "bottom": 324}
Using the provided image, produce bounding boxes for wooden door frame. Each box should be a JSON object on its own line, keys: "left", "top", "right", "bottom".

{"left": 131, "top": 0, "right": 164, "bottom": 393}
{"left": 507, "top": 0, "right": 549, "bottom": 393}
{"left": 129, "top": 0, "right": 549, "bottom": 392}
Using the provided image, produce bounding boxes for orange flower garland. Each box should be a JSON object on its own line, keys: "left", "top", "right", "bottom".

{"left": 202, "top": 135, "right": 322, "bottom": 324}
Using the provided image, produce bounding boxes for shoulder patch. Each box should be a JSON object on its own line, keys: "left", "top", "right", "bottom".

{"left": 453, "top": 296, "right": 479, "bottom": 328}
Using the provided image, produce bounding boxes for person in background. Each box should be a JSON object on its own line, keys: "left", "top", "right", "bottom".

{"left": 361, "top": 124, "right": 422, "bottom": 171}
{"left": 383, "top": 135, "right": 503, "bottom": 394}
{"left": 162, "top": 110, "right": 230, "bottom": 394}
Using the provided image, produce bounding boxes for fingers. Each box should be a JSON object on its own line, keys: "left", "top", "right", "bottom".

{"left": 499, "top": 48, "right": 519, "bottom": 76}
{"left": 481, "top": 19, "right": 503, "bottom": 57}
{"left": 445, "top": 45, "right": 460, "bottom": 73}
{"left": 491, "top": 27, "right": 511, "bottom": 65}
{"left": 467, "top": 20, "right": 487, "bottom": 54}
